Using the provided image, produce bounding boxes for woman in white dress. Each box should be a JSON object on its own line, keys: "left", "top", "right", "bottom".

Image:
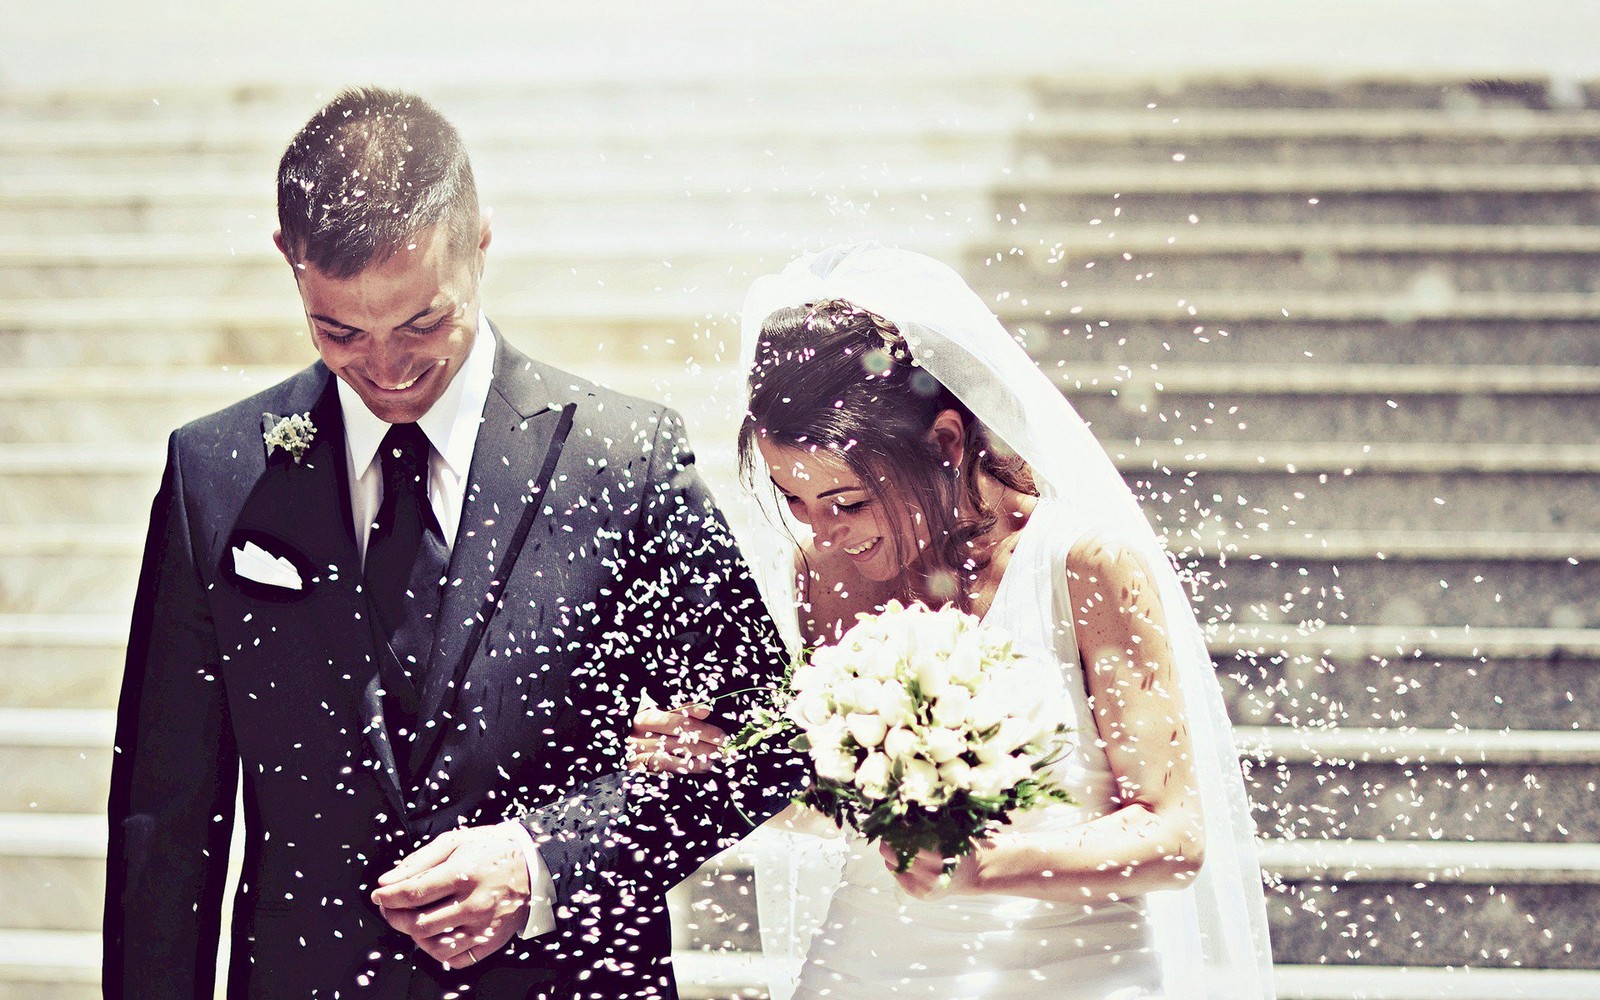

{"left": 631, "top": 245, "right": 1274, "bottom": 1000}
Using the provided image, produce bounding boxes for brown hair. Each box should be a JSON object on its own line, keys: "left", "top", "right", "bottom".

{"left": 738, "top": 299, "right": 1036, "bottom": 610}
{"left": 276, "top": 87, "right": 479, "bottom": 279}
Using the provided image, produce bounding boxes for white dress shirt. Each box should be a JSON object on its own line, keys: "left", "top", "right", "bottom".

{"left": 336, "top": 314, "right": 557, "bottom": 940}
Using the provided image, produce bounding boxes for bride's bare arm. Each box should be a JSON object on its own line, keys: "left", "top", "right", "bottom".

{"left": 897, "top": 536, "right": 1206, "bottom": 903}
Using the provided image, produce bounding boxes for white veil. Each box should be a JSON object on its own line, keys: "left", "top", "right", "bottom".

{"left": 736, "top": 243, "right": 1275, "bottom": 1000}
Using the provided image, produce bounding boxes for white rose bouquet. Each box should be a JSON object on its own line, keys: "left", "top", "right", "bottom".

{"left": 730, "top": 600, "right": 1075, "bottom": 873}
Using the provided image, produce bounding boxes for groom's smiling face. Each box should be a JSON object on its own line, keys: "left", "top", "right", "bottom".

{"left": 278, "top": 217, "right": 492, "bottom": 425}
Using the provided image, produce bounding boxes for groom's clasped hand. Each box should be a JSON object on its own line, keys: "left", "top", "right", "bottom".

{"left": 371, "top": 826, "right": 533, "bottom": 970}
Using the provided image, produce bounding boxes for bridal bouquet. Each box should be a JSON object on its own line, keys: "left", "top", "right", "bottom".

{"left": 731, "top": 600, "right": 1075, "bottom": 873}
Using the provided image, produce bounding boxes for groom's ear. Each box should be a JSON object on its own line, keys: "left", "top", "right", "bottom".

{"left": 272, "top": 230, "right": 296, "bottom": 270}
{"left": 474, "top": 209, "right": 493, "bottom": 278}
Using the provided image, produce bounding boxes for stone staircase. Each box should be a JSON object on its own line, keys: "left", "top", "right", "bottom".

{"left": 0, "top": 73, "right": 1597, "bottom": 998}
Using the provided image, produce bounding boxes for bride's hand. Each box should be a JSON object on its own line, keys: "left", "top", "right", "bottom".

{"left": 626, "top": 704, "right": 727, "bottom": 775}
{"left": 881, "top": 843, "right": 985, "bottom": 900}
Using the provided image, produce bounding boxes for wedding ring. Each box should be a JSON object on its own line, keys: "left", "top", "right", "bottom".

{"left": 465, "top": 947, "right": 478, "bottom": 965}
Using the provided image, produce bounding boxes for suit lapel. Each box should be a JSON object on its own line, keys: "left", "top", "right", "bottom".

{"left": 227, "top": 369, "right": 408, "bottom": 818}
{"left": 410, "top": 337, "right": 572, "bottom": 777}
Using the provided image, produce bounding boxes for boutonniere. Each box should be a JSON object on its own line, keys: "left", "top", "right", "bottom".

{"left": 263, "top": 412, "right": 316, "bottom": 464}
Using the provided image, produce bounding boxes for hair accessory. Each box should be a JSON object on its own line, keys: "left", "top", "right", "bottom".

{"left": 806, "top": 298, "right": 910, "bottom": 362}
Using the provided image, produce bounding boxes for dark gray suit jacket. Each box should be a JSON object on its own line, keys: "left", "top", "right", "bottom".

{"left": 104, "top": 331, "right": 801, "bottom": 999}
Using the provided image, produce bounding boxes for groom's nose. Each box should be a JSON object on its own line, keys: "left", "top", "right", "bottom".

{"left": 366, "top": 337, "right": 413, "bottom": 382}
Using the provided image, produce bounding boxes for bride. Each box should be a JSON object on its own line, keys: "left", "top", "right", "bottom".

{"left": 629, "top": 245, "right": 1274, "bottom": 999}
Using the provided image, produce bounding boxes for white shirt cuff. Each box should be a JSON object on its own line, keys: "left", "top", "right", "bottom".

{"left": 500, "top": 819, "right": 557, "bottom": 939}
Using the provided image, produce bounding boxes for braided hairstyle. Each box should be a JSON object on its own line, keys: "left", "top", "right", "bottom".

{"left": 738, "top": 298, "right": 1036, "bottom": 610}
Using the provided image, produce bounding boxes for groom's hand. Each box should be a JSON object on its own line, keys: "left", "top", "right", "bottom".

{"left": 372, "top": 826, "right": 530, "bottom": 969}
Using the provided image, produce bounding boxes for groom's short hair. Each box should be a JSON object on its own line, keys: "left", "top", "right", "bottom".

{"left": 276, "top": 87, "right": 479, "bottom": 279}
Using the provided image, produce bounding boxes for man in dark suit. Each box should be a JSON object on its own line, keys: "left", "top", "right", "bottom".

{"left": 104, "top": 87, "right": 799, "bottom": 999}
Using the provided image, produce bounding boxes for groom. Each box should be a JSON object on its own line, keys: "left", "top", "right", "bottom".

{"left": 103, "top": 87, "right": 799, "bottom": 999}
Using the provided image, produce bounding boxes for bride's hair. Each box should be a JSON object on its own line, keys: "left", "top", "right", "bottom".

{"left": 738, "top": 298, "right": 1036, "bottom": 608}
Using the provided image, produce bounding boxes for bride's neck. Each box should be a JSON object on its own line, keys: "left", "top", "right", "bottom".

{"left": 906, "top": 471, "right": 1034, "bottom": 604}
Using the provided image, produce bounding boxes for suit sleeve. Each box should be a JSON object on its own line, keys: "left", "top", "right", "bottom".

{"left": 103, "top": 433, "right": 239, "bottom": 999}
{"left": 516, "top": 408, "right": 807, "bottom": 921}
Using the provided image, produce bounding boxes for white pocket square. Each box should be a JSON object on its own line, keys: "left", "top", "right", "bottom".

{"left": 231, "top": 541, "right": 303, "bottom": 591}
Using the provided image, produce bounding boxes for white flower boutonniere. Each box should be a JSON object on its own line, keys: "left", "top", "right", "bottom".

{"left": 264, "top": 412, "right": 316, "bottom": 464}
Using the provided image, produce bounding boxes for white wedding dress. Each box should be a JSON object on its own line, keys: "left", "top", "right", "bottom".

{"left": 741, "top": 244, "right": 1275, "bottom": 1000}
{"left": 786, "top": 499, "right": 1169, "bottom": 1000}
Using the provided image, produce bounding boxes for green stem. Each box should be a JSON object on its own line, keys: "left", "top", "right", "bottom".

{"left": 691, "top": 684, "right": 775, "bottom": 707}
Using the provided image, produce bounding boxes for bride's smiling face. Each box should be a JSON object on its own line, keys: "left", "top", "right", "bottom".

{"left": 758, "top": 439, "right": 907, "bottom": 582}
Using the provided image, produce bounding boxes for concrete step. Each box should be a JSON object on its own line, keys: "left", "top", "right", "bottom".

{"left": 998, "top": 164, "right": 1600, "bottom": 227}
{"left": 6, "top": 363, "right": 1592, "bottom": 448}
{"left": 5, "top": 290, "right": 1599, "bottom": 371}
{"left": 1264, "top": 839, "right": 1600, "bottom": 969}
{"left": 1015, "top": 110, "right": 1600, "bottom": 168}
{"left": 0, "top": 297, "right": 734, "bottom": 370}
{"left": 0, "top": 448, "right": 160, "bottom": 528}
{"left": 0, "top": 814, "right": 104, "bottom": 932}
{"left": 0, "top": 525, "right": 141, "bottom": 616}
{"left": 14, "top": 225, "right": 1600, "bottom": 302}
{"left": 0, "top": 76, "right": 1560, "bottom": 133}
{"left": 0, "top": 73, "right": 1571, "bottom": 122}
{"left": 1028, "top": 76, "right": 1576, "bottom": 113}
{"left": 3, "top": 440, "right": 1594, "bottom": 535}
{"left": 1218, "top": 626, "right": 1600, "bottom": 733}
{"left": 0, "top": 710, "right": 111, "bottom": 813}
{"left": 1178, "top": 530, "right": 1600, "bottom": 630}
{"left": 0, "top": 930, "right": 97, "bottom": 1000}
{"left": 1130, "top": 441, "right": 1600, "bottom": 534}
{"left": 679, "top": 836, "right": 1600, "bottom": 972}
{"left": 0, "top": 112, "right": 1021, "bottom": 181}
{"left": 0, "top": 367, "right": 305, "bottom": 446}
{"left": 1062, "top": 364, "right": 1600, "bottom": 447}
{"left": 8, "top": 110, "right": 1598, "bottom": 179}
{"left": 1015, "top": 291, "right": 1600, "bottom": 368}
{"left": 1271, "top": 964, "right": 1600, "bottom": 1000}
{"left": 671, "top": 950, "right": 1600, "bottom": 1000}
{"left": 12, "top": 706, "right": 1596, "bottom": 844}
{"left": 12, "top": 615, "right": 1596, "bottom": 735}
{"left": 0, "top": 929, "right": 762, "bottom": 1000}
{"left": 979, "top": 225, "right": 1600, "bottom": 296}
{"left": 21, "top": 807, "right": 1600, "bottom": 972}
{"left": 0, "top": 362, "right": 746, "bottom": 453}
{"left": 11, "top": 164, "right": 1600, "bottom": 237}
{"left": 1273, "top": 832, "right": 1600, "bottom": 883}
{"left": 1242, "top": 726, "right": 1600, "bottom": 844}
{"left": 0, "top": 615, "right": 124, "bottom": 710}
{"left": 12, "top": 803, "right": 1600, "bottom": 972}
{"left": 0, "top": 73, "right": 1031, "bottom": 127}
{"left": 0, "top": 235, "right": 913, "bottom": 304}
{"left": 0, "top": 170, "right": 998, "bottom": 239}
{"left": 12, "top": 936, "right": 1600, "bottom": 1000}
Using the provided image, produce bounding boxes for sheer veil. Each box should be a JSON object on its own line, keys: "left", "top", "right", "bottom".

{"left": 735, "top": 243, "right": 1275, "bottom": 1000}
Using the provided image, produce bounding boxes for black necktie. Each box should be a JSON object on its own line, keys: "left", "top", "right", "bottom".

{"left": 364, "top": 422, "right": 448, "bottom": 774}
